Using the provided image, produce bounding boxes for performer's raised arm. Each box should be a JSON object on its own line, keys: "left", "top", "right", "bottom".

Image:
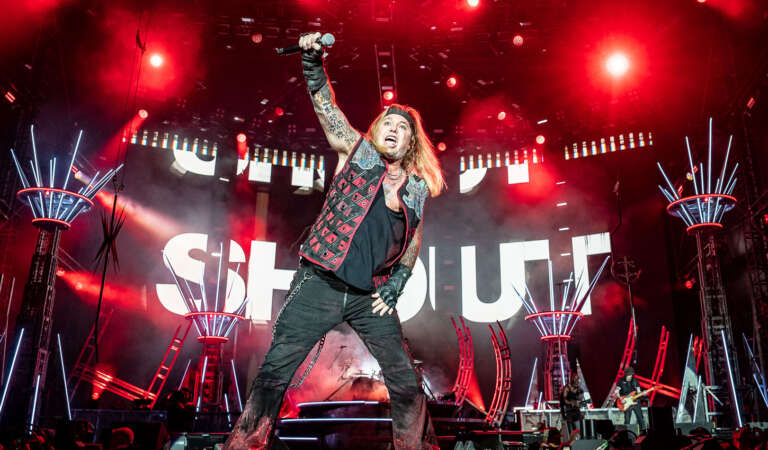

{"left": 299, "top": 32, "right": 360, "bottom": 165}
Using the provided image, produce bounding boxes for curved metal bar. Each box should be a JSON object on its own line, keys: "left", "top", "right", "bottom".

{"left": 601, "top": 317, "right": 637, "bottom": 407}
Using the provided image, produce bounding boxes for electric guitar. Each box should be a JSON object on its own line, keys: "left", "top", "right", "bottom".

{"left": 615, "top": 386, "right": 658, "bottom": 412}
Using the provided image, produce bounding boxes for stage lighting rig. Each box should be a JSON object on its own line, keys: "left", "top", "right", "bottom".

{"left": 656, "top": 118, "right": 742, "bottom": 428}
{"left": 1, "top": 126, "right": 122, "bottom": 429}
{"left": 513, "top": 256, "right": 611, "bottom": 401}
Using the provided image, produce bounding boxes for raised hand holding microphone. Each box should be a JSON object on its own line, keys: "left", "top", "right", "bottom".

{"left": 275, "top": 32, "right": 335, "bottom": 55}
{"left": 299, "top": 32, "right": 331, "bottom": 95}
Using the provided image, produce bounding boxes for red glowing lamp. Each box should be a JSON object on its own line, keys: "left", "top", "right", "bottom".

{"left": 149, "top": 53, "right": 164, "bottom": 68}
{"left": 606, "top": 52, "right": 630, "bottom": 78}
{"left": 467, "top": 0, "right": 479, "bottom": 7}
{"left": 274, "top": 106, "right": 285, "bottom": 117}
{"left": 437, "top": 142, "right": 447, "bottom": 152}
{"left": 536, "top": 135, "right": 546, "bottom": 145}
{"left": 138, "top": 109, "right": 149, "bottom": 119}
{"left": 446, "top": 76, "right": 457, "bottom": 88}
{"left": 497, "top": 111, "right": 506, "bottom": 121}
{"left": 382, "top": 90, "right": 395, "bottom": 102}
{"left": 512, "top": 35, "right": 524, "bottom": 47}
{"left": 236, "top": 133, "right": 247, "bottom": 143}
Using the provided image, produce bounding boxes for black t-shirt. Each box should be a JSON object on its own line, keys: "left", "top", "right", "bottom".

{"left": 334, "top": 186, "right": 406, "bottom": 291}
{"left": 618, "top": 377, "right": 640, "bottom": 396}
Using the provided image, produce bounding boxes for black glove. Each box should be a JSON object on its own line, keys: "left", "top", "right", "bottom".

{"left": 377, "top": 264, "right": 412, "bottom": 309}
{"left": 302, "top": 47, "right": 328, "bottom": 95}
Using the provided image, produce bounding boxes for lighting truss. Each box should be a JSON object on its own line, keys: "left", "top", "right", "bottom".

{"left": 564, "top": 131, "right": 653, "bottom": 160}
{"left": 459, "top": 148, "right": 542, "bottom": 172}
{"left": 513, "top": 256, "right": 611, "bottom": 340}
{"left": 11, "top": 126, "right": 123, "bottom": 229}
{"left": 163, "top": 242, "right": 248, "bottom": 340}
{"left": 128, "top": 129, "right": 326, "bottom": 172}
{"left": 657, "top": 118, "right": 737, "bottom": 233}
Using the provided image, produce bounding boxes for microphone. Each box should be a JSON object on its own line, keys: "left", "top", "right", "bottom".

{"left": 275, "top": 33, "right": 335, "bottom": 55}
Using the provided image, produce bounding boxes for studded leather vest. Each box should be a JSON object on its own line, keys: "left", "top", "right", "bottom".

{"left": 299, "top": 137, "right": 429, "bottom": 282}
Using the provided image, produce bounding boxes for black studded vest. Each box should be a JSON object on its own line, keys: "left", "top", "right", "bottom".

{"left": 299, "top": 137, "right": 428, "bottom": 285}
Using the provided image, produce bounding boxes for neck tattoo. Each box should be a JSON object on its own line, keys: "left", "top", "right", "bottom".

{"left": 386, "top": 167, "right": 404, "bottom": 180}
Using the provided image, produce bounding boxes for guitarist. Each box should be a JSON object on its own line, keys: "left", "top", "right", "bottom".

{"left": 561, "top": 373, "right": 584, "bottom": 437}
{"left": 614, "top": 366, "right": 646, "bottom": 431}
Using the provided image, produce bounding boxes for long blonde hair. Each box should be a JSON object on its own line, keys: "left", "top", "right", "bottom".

{"left": 366, "top": 104, "right": 446, "bottom": 197}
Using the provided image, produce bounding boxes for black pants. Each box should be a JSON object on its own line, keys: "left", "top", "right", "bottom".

{"left": 563, "top": 411, "right": 582, "bottom": 438}
{"left": 229, "top": 263, "right": 436, "bottom": 450}
{"left": 624, "top": 404, "right": 645, "bottom": 430}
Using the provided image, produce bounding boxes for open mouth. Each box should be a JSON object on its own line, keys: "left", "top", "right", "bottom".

{"left": 384, "top": 135, "right": 397, "bottom": 145}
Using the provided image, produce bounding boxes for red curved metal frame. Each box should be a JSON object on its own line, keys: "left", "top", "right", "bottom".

{"left": 184, "top": 312, "right": 245, "bottom": 320}
{"left": 686, "top": 222, "right": 724, "bottom": 233}
{"left": 602, "top": 317, "right": 636, "bottom": 407}
{"left": 31, "top": 217, "right": 71, "bottom": 230}
{"left": 450, "top": 316, "right": 474, "bottom": 406}
{"left": 485, "top": 322, "right": 512, "bottom": 427}
{"left": 649, "top": 326, "right": 670, "bottom": 404}
{"left": 665, "top": 194, "right": 737, "bottom": 213}
{"left": 540, "top": 335, "right": 572, "bottom": 342}
{"left": 17, "top": 187, "right": 95, "bottom": 207}
{"left": 525, "top": 311, "right": 583, "bottom": 321}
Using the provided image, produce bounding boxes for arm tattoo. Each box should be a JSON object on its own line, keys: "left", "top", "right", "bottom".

{"left": 311, "top": 84, "right": 359, "bottom": 151}
{"left": 399, "top": 221, "right": 423, "bottom": 269}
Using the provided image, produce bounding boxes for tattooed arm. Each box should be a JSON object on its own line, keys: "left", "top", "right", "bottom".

{"left": 299, "top": 32, "right": 360, "bottom": 169}
{"left": 310, "top": 84, "right": 361, "bottom": 158}
{"left": 399, "top": 221, "right": 423, "bottom": 270}
{"left": 371, "top": 221, "right": 423, "bottom": 315}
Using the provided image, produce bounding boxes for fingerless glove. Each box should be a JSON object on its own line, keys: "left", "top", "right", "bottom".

{"left": 377, "top": 264, "right": 412, "bottom": 309}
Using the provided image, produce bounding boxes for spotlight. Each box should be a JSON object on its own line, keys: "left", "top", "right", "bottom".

{"left": 605, "top": 52, "right": 629, "bottom": 78}
{"left": 149, "top": 53, "right": 164, "bottom": 68}
{"left": 497, "top": 111, "right": 506, "bottom": 121}
{"left": 697, "top": 0, "right": 706, "bottom": 3}
{"left": 236, "top": 133, "right": 247, "bottom": 143}
{"left": 382, "top": 90, "right": 395, "bottom": 102}
{"left": 467, "top": 0, "right": 479, "bottom": 7}
{"left": 274, "top": 106, "right": 285, "bottom": 117}
{"left": 536, "top": 135, "right": 546, "bottom": 145}
{"left": 437, "top": 142, "right": 447, "bottom": 152}
{"left": 512, "top": 35, "right": 524, "bottom": 47}
{"left": 251, "top": 33, "right": 263, "bottom": 44}
{"left": 138, "top": 109, "right": 149, "bottom": 119}
{"left": 446, "top": 76, "right": 457, "bottom": 88}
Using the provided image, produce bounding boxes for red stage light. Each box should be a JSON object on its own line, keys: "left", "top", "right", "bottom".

{"left": 446, "top": 76, "right": 457, "bottom": 88}
{"left": 684, "top": 279, "right": 695, "bottom": 289}
{"left": 536, "top": 135, "right": 546, "bottom": 145}
{"left": 274, "top": 106, "right": 285, "bottom": 117}
{"left": 382, "top": 90, "right": 395, "bottom": 102}
{"left": 497, "top": 111, "right": 506, "bottom": 121}
{"left": 697, "top": 0, "right": 706, "bottom": 3}
{"left": 236, "top": 133, "right": 247, "bottom": 143}
{"left": 138, "top": 109, "right": 149, "bottom": 119}
{"left": 437, "top": 142, "right": 447, "bottom": 152}
{"left": 251, "top": 33, "right": 263, "bottom": 44}
{"left": 467, "top": 0, "right": 479, "bottom": 7}
{"left": 606, "top": 52, "right": 630, "bottom": 78}
{"left": 512, "top": 35, "right": 524, "bottom": 47}
{"left": 149, "top": 53, "right": 164, "bottom": 68}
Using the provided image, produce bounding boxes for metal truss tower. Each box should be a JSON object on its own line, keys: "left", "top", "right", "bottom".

{"left": 657, "top": 118, "right": 743, "bottom": 427}
{"left": 0, "top": 129, "right": 122, "bottom": 431}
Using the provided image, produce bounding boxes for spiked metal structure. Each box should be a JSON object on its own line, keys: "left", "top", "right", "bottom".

{"left": 163, "top": 242, "right": 247, "bottom": 416}
{"left": 657, "top": 118, "right": 742, "bottom": 428}
{"left": 514, "top": 256, "right": 610, "bottom": 401}
{"left": 0, "top": 126, "right": 121, "bottom": 432}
